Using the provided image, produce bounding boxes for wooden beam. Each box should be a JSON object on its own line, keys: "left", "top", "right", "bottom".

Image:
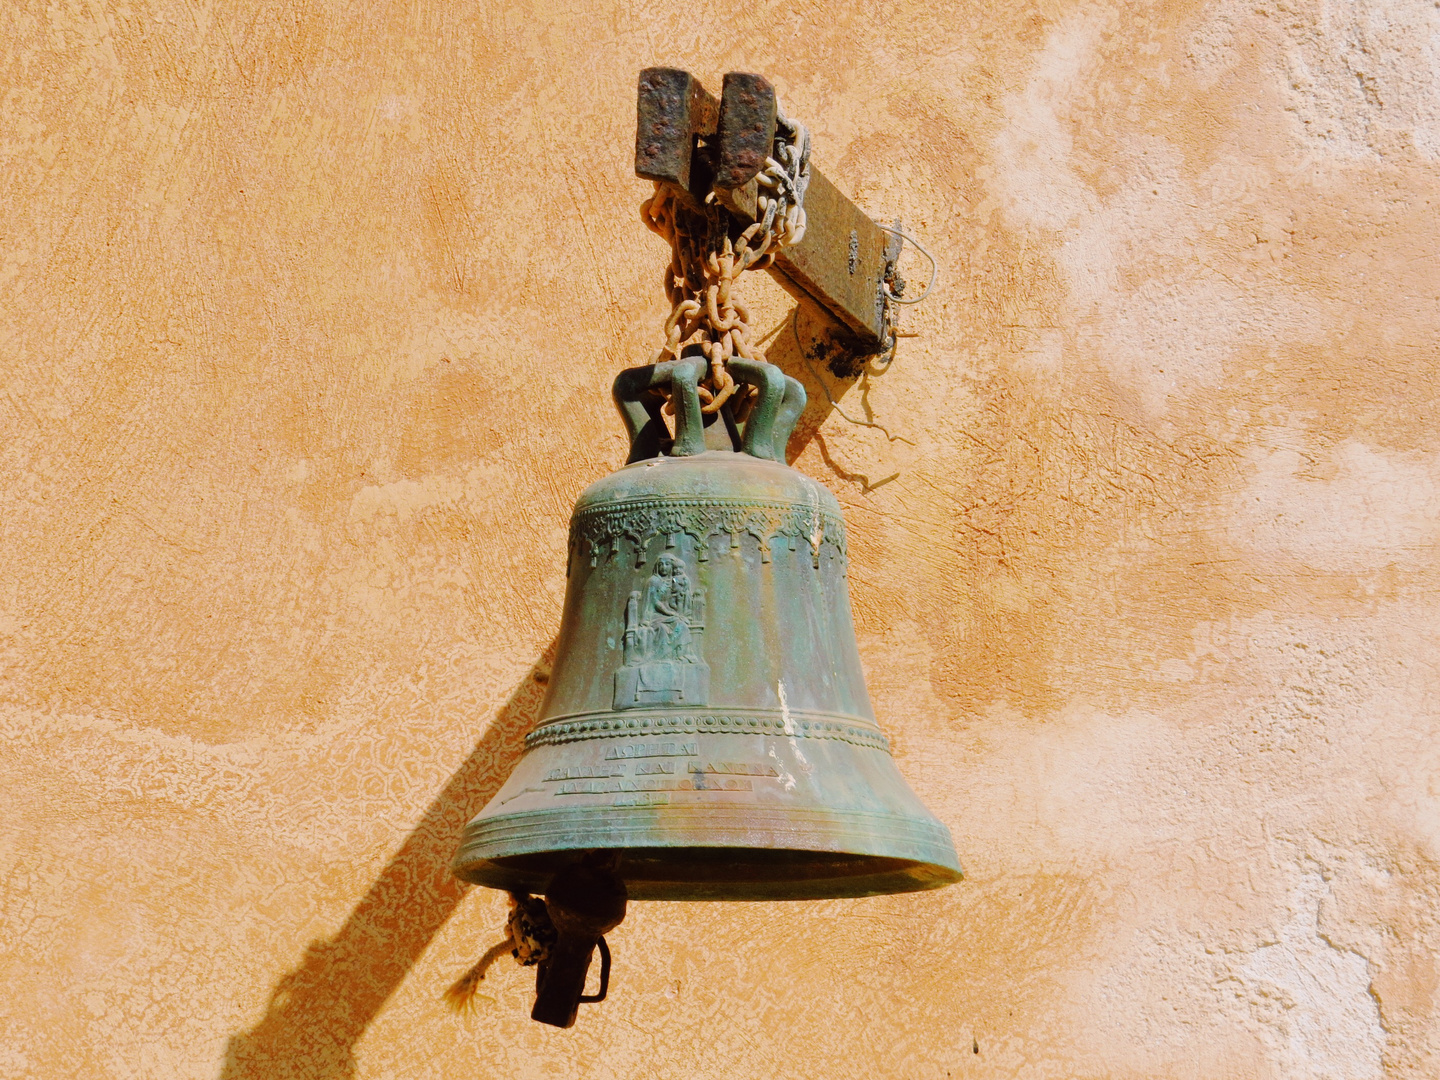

{"left": 636, "top": 68, "right": 900, "bottom": 353}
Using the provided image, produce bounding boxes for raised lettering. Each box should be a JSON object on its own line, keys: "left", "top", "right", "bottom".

{"left": 556, "top": 776, "right": 754, "bottom": 795}
{"left": 544, "top": 765, "right": 626, "bottom": 781}
{"left": 613, "top": 792, "right": 671, "bottom": 807}
{"left": 693, "top": 762, "right": 780, "bottom": 777}
{"left": 604, "top": 740, "right": 699, "bottom": 760}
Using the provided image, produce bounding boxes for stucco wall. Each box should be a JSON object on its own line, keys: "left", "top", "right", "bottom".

{"left": 4, "top": 1, "right": 1440, "bottom": 1077}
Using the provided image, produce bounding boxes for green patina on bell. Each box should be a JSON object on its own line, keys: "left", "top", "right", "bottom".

{"left": 453, "top": 354, "right": 961, "bottom": 902}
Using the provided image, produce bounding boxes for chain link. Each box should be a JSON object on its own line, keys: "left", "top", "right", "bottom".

{"left": 639, "top": 108, "right": 810, "bottom": 416}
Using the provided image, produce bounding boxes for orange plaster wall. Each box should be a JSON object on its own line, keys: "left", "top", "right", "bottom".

{"left": 4, "top": 1, "right": 1440, "bottom": 1077}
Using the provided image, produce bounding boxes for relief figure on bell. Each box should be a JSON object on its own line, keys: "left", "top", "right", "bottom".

{"left": 639, "top": 553, "right": 699, "bottom": 662}
{"left": 615, "top": 552, "right": 709, "bottom": 709}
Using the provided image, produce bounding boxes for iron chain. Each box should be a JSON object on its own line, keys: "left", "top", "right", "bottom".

{"left": 639, "top": 107, "right": 810, "bottom": 415}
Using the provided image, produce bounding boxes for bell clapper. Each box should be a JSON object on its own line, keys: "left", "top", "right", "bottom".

{"left": 445, "top": 855, "right": 626, "bottom": 1028}
{"left": 531, "top": 852, "right": 628, "bottom": 1028}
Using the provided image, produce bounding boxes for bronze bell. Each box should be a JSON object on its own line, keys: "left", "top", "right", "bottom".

{"left": 452, "top": 354, "right": 960, "bottom": 1021}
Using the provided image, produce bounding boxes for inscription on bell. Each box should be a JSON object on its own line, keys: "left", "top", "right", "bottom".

{"left": 614, "top": 553, "right": 709, "bottom": 709}
{"left": 613, "top": 792, "right": 669, "bottom": 807}
{"left": 555, "top": 777, "right": 756, "bottom": 795}
{"left": 696, "top": 762, "right": 779, "bottom": 777}
{"left": 605, "top": 741, "right": 698, "bottom": 759}
{"left": 630, "top": 760, "right": 776, "bottom": 776}
{"left": 681, "top": 777, "right": 752, "bottom": 791}
{"left": 544, "top": 765, "right": 627, "bottom": 781}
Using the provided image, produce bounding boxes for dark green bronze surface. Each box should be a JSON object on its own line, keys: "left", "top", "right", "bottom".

{"left": 453, "top": 358, "right": 961, "bottom": 900}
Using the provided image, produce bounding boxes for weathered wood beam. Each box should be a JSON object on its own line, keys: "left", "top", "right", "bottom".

{"left": 635, "top": 67, "right": 900, "bottom": 353}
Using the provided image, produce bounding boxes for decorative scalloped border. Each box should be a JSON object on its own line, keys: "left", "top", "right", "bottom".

{"left": 569, "top": 496, "right": 847, "bottom": 569}
{"left": 524, "top": 710, "right": 891, "bottom": 753}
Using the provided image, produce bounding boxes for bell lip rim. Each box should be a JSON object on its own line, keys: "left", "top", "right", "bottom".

{"left": 451, "top": 806, "right": 963, "bottom": 889}
{"left": 450, "top": 851, "right": 965, "bottom": 879}
{"left": 452, "top": 848, "right": 963, "bottom": 901}
{"left": 453, "top": 800, "right": 961, "bottom": 842}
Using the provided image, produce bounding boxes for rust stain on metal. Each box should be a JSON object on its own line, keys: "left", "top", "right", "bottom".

{"left": 640, "top": 68, "right": 895, "bottom": 353}
{"left": 635, "top": 67, "right": 718, "bottom": 197}
{"left": 715, "top": 73, "right": 777, "bottom": 191}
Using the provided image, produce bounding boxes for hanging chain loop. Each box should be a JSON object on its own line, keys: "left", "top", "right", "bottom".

{"left": 640, "top": 106, "right": 810, "bottom": 415}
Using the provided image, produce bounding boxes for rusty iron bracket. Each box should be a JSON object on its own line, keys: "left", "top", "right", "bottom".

{"left": 635, "top": 67, "right": 902, "bottom": 356}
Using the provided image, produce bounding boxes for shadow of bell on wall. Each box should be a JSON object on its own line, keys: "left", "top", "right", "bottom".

{"left": 217, "top": 649, "right": 552, "bottom": 1080}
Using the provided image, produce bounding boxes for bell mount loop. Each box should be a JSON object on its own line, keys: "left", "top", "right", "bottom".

{"left": 613, "top": 355, "right": 707, "bottom": 463}
{"left": 723, "top": 358, "right": 806, "bottom": 462}
{"left": 612, "top": 355, "right": 807, "bottom": 465}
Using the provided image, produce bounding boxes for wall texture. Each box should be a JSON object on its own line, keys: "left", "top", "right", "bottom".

{"left": 4, "top": 0, "right": 1440, "bottom": 1077}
